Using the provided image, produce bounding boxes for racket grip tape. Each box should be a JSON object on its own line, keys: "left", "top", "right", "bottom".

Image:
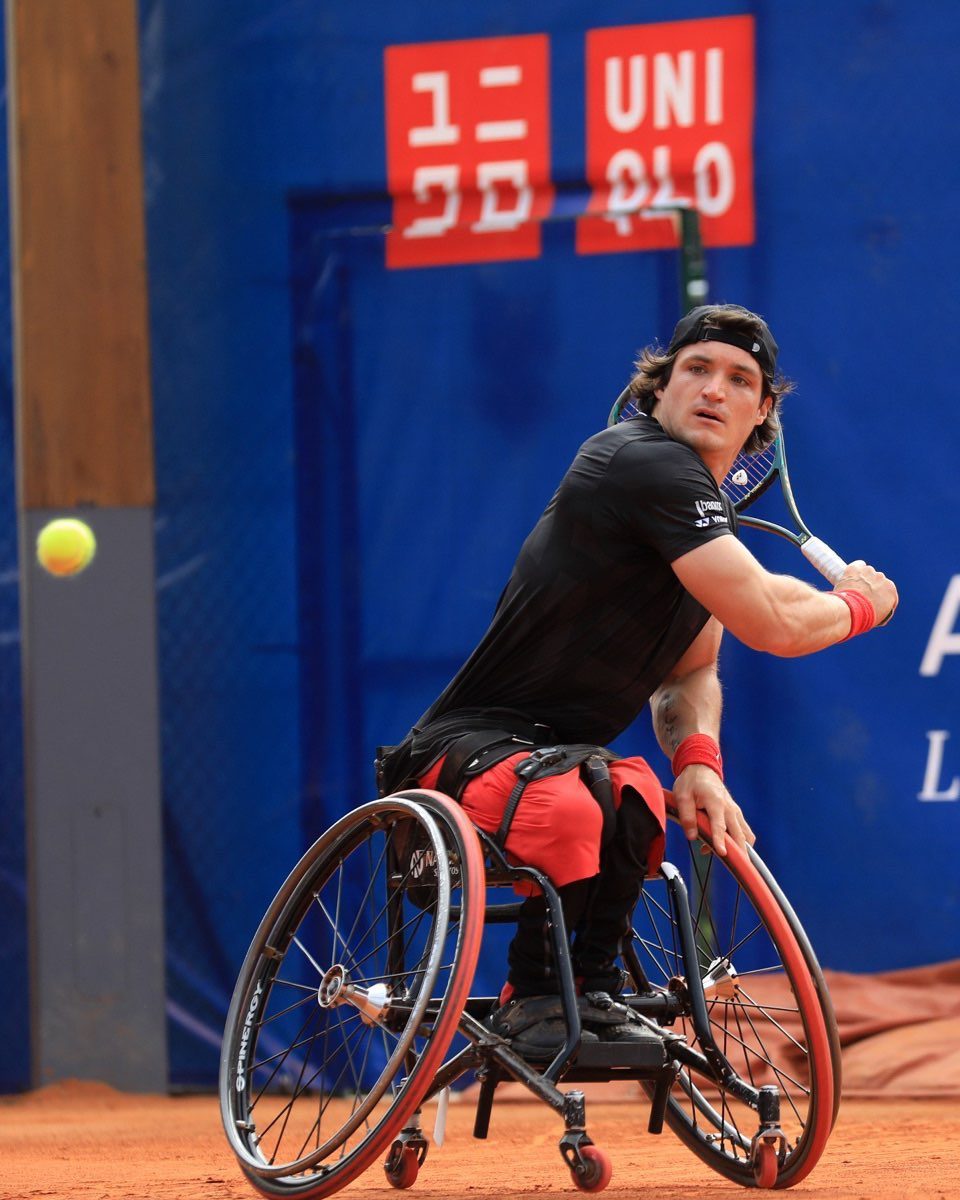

{"left": 801, "top": 536, "right": 847, "bottom": 584}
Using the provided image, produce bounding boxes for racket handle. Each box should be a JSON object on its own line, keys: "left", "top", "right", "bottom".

{"left": 801, "top": 536, "right": 847, "bottom": 584}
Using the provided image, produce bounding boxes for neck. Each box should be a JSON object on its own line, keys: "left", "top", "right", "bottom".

{"left": 705, "top": 451, "right": 736, "bottom": 486}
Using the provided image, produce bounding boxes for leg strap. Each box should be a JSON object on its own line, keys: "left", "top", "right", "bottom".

{"left": 494, "top": 744, "right": 618, "bottom": 850}
{"left": 579, "top": 754, "right": 618, "bottom": 853}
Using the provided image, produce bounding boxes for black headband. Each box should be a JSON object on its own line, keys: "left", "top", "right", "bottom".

{"left": 667, "top": 305, "right": 779, "bottom": 378}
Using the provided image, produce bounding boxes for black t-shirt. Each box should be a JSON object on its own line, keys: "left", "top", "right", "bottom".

{"left": 385, "top": 415, "right": 737, "bottom": 786}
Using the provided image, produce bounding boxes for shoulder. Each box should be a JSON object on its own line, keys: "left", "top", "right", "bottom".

{"left": 587, "top": 417, "right": 736, "bottom": 547}
{"left": 596, "top": 417, "right": 718, "bottom": 493}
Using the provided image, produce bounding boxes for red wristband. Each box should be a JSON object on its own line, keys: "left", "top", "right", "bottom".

{"left": 671, "top": 734, "right": 724, "bottom": 781}
{"left": 835, "top": 589, "right": 876, "bottom": 641}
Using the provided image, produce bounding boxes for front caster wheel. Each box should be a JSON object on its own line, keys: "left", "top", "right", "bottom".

{"left": 753, "top": 1141, "right": 779, "bottom": 1189}
{"left": 571, "top": 1145, "right": 612, "bottom": 1193}
{"left": 385, "top": 1146, "right": 420, "bottom": 1190}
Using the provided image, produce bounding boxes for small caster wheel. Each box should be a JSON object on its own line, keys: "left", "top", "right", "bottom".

{"left": 385, "top": 1145, "right": 420, "bottom": 1190}
{"left": 753, "top": 1140, "right": 778, "bottom": 1189}
{"left": 571, "top": 1144, "right": 612, "bottom": 1193}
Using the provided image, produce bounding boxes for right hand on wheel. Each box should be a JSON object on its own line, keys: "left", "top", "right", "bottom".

{"left": 673, "top": 764, "right": 755, "bottom": 857}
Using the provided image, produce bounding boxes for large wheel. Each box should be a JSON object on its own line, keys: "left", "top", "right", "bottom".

{"left": 627, "top": 800, "right": 840, "bottom": 1189}
{"left": 220, "top": 790, "right": 485, "bottom": 1198}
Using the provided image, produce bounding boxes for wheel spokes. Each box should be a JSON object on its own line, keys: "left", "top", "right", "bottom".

{"left": 634, "top": 842, "right": 816, "bottom": 1171}
{"left": 229, "top": 807, "right": 468, "bottom": 1180}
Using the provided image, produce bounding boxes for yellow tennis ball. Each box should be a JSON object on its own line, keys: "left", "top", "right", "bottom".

{"left": 36, "top": 518, "right": 97, "bottom": 577}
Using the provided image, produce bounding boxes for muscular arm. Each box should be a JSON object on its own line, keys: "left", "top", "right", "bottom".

{"left": 656, "top": 533, "right": 897, "bottom": 850}
{"left": 671, "top": 535, "right": 897, "bottom": 656}
{"left": 649, "top": 618, "right": 753, "bottom": 855}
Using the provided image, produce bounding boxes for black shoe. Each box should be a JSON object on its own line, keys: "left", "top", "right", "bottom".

{"left": 486, "top": 995, "right": 600, "bottom": 1061}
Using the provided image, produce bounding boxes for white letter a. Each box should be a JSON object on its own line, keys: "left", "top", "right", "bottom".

{"left": 920, "top": 575, "right": 960, "bottom": 676}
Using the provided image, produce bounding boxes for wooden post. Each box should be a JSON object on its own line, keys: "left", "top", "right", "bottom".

{"left": 7, "top": 0, "right": 167, "bottom": 1090}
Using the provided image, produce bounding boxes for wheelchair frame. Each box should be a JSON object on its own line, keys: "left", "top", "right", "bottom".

{"left": 220, "top": 788, "right": 841, "bottom": 1196}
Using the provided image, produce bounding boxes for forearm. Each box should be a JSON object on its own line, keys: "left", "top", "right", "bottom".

{"left": 672, "top": 539, "right": 853, "bottom": 657}
{"left": 651, "top": 625, "right": 752, "bottom": 855}
{"left": 739, "top": 574, "right": 851, "bottom": 656}
{"left": 650, "top": 663, "right": 723, "bottom": 759}
{"left": 673, "top": 537, "right": 899, "bottom": 657}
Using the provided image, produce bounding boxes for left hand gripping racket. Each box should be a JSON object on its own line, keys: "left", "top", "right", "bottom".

{"left": 608, "top": 387, "right": 848, "bottom": 585}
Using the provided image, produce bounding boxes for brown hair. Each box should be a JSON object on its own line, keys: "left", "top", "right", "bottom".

{"left": 627, "top": 307, "right": 795, "bottom": 456}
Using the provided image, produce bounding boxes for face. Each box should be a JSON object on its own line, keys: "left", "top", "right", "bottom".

{"left": 652, "top": 342, "right": 772, "bottom": 480}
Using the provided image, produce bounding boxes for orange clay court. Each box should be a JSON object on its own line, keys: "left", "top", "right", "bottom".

{"left": 5, "top": 962, "right": 960, "bottom": 1199}
{"left": 2, "top": 1082, "right": 959, "bottom": 1200}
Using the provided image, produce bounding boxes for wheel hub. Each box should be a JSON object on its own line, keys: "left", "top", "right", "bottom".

{"left": 318, "top": 964, "right": 391, "bottom": 1026}
{"left": 318, "top": 963, "right": 349, "bottom": 1007}
{"left": 701, "top": 956, "right": 740, "bottom": 999}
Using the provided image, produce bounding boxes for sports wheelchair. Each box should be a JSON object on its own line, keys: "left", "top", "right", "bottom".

{"left": 220, "top": 788, "right": 840, "bottom": 1195}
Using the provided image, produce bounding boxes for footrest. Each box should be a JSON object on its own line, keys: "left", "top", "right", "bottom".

{"left": 573, "top": 1035, "right": 668, "bottom": 1071}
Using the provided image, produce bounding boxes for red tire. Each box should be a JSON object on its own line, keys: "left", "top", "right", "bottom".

{"left": 221, "top": 793, "right": 485, "bottom": 1199}
{"left": 629, "top": 795, "right": 840, "bottom": 1190}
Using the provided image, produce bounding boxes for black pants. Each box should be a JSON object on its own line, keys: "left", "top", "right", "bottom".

{"left": 507, "top": 787, "right": 662, "bottom": 997}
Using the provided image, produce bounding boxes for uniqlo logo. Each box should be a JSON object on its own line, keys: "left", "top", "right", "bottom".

{"left": 577, "top": 17, "right": 755, "bottom": 256}
{"left": 384, "top": 35, "right": 552, "bottom": 268}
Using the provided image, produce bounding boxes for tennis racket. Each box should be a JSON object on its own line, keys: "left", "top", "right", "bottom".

{"left": 608, "top": 386, "right": 848, "bottom": 584}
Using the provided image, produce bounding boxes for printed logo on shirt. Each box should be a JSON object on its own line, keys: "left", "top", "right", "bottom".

{"left": 694, "top": 498, "right": 727, "bottom": 528}
{"left": 691, "top": 501, "right": 729, "bottom": 530}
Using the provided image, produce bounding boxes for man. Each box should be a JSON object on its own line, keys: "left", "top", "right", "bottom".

{"left": 378, "top": 303, "right": 898, "bottom": 1059}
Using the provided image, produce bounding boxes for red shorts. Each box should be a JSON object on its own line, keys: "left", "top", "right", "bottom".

{"left": 419, "top": 752, "right": 666, "bottom": 888}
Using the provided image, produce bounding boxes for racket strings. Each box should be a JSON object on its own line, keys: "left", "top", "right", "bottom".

{"left": 616, "top": 396, "right": 642, "bottom": 421}
{"left": 720, "top": 444, "right": 777, "bottom": 508}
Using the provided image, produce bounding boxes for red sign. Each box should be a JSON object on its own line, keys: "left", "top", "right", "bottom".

{"left": 577, "top": 17, "right": 755, "bottom": 255}
{"left": 384, "top": 35, "right": 552, "bottom": 269}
